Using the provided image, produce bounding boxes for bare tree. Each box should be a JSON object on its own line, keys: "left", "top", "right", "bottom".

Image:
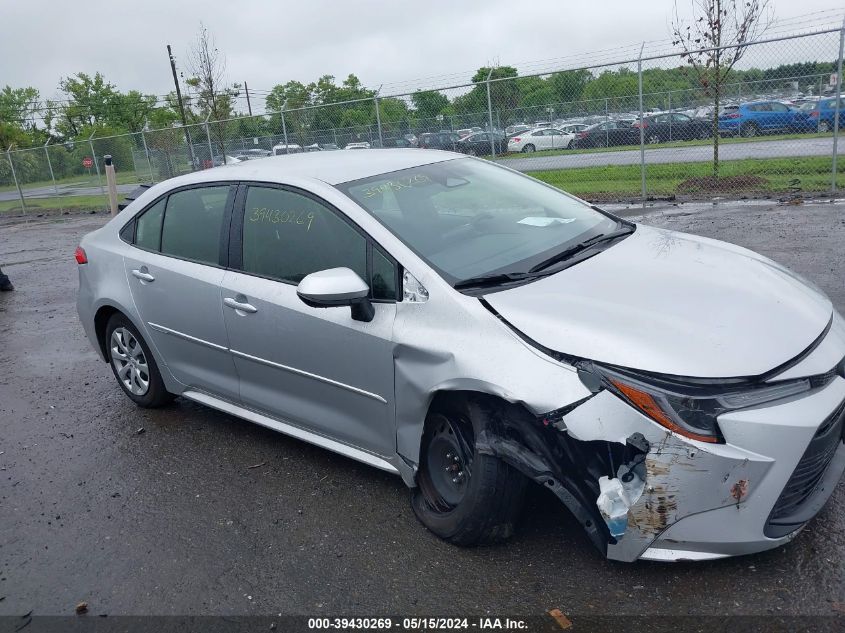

{"left": 186, "top": 24, "right": 238, "bottom": 161}
{"left": 672, "top": 0, "right": 773, "bottom": 180}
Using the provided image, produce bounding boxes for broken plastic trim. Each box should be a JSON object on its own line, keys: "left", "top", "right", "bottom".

{"left": 472, "top": 396, "right": 650, "bottom": 554}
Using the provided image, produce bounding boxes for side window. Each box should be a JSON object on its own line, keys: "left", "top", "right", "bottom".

{"left": 160, "top": 186, "right": 230, "bottom": 265}
{"left": 135, "top": 198, "right": 166, "bottom": 251}
{"left": 371, "top": 247, "right": 397, "bottom": 301}
{"left": 242, "top": 186, "right": 367, "bottom": 285}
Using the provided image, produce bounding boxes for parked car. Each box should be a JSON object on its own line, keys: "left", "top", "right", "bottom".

{"left": 77, "top": 149, "right": 845, "bottom": 563}
{"left": 211, "top": 155, "right": 243, "bottom": 167}
{"left": 455, "top": 131, "right": 508, "bottom": 155}
{"left": 418, "top": 132, "right": 460, "bottom": 151}
{"left": 718, "top": 101, "right": 794, "bottom": 137}
{"left": 632, "top": 113, "right": 712, "bottom": 143}
{"left": 791, "top": 97, "right": 845, "bottom": 133}
{"left": 505, "top": 124, "right": 532, "bottom": 136}
{"left": 345, "top": 142, "right": 371, "bottom": 150}
{"left": 456, "top": 127, "right": 483, "bottom": 138}
{"left": 232, "top": 149, "right": 272, "bottom": 161}
{"left": 272, "top": 143, "right": 303, "bottom": 155}
{"left": 571, "top": 120, "right": 636, "bottom": 148}
{"left": 508, "top": 127, "right": 580, "bottom": 153}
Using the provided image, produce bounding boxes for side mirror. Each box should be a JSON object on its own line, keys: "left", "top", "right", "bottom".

{"left": 296, "top": 267, "right": 375, "bottom": 322}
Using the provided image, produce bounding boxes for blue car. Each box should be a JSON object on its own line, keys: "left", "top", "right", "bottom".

{"left": 791, "top": 97, "right": 845, "bottom": 133}
{"left": 718, "top": 101, "right": 795, "bottom": 137}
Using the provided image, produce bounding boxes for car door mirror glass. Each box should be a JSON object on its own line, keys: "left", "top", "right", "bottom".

{"left": 297, "top": 267, "right": 374, "bottom": 322}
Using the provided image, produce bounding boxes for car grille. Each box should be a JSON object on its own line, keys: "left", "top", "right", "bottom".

{"left": 767, "top": 398, "right": 845, "bottom": 530}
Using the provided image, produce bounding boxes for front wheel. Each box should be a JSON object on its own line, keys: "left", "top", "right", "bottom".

{"left": 411, "top": 397, "right": 526, "bottom": 546}
{"left": 741, "top": 122, "right": 759, "bottom": 138}
{"left": 105, "top": 313, "right": 173, "bottom": 408}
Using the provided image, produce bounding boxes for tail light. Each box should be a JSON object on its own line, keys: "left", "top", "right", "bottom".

{"left": 723, "top": 113, "right": 741, "bottom": 119}
{"left": 633, "top": 121, "right": 648, "bottom": 129}
{"left": 512, "top": 137, "right": 521, "bottom": 142}
{"left": 74, "top": 246, "right": 88, "bottom": 264}
{"left": 810, "top": 111, "right": 820, "bottom": 118}
{"left": 577, "top": 132, "right": 588, "bottom": 139}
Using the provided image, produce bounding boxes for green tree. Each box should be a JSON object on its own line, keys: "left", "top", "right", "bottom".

{"left": 411, "top": 90, "right": 449, "bottom": 120}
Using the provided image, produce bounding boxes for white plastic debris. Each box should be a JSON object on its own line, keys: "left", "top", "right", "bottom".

{"left": 596, "top": 468, "right": 645, "bottom": 539}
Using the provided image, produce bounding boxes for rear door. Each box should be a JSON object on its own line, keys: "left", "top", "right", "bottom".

{"left": 221, "top": 184, "right": 399, "bottom": 457}
{"left": 769, "top": 102, "right": 791, "bottom": 131}
{"left": 122, "top": 184, "right": 240, "bottom": 401}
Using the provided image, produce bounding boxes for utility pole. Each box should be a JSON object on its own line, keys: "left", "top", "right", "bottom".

{"left": 244, "top": 81, "right": 253, "bottom": 116}
{"left": 167, "top": 45, "right": 190, "bottom": 129}
{"left": 167, "top": 44, "right": 196, "bottom": 166}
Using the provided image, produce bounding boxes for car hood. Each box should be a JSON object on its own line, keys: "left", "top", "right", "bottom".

{"left": 485, "top": 225, "right": 833, "bottom": 377}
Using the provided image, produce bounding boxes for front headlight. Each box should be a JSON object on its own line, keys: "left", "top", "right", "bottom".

{"left": 587, "top": 364, "right": 813, "bottom": 444}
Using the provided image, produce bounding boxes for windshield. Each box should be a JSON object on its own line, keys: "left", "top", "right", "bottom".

{"left": 337, "top": 158, "right": 618, "bottom": 284}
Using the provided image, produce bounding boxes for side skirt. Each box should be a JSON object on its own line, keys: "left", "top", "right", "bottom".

{"left": 181, "top": 389, "right": 401, "bottom": 476}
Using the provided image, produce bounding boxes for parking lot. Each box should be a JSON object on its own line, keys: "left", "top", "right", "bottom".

{"left": 1, "top": 201, "right": 845, "bottom": 620}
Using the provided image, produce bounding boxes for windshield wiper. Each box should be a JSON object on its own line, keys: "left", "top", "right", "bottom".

{"left": 528, "top": 225, "right": 634, "bottom": 274}
{"left": 453, "top": 271, "right": 543, "bottom": 290}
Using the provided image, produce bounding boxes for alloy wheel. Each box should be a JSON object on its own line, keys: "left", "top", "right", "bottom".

{"left": 110, "top": 327, "right": 150, "bottom": 396}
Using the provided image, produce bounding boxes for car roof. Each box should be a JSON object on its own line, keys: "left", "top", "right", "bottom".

{"left": 152, "top": 149, "right": 461, "bottom": 188}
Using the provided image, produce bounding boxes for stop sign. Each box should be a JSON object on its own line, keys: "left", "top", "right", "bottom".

{"left": 82, "top": 156, "right": 93, "bottom": 168}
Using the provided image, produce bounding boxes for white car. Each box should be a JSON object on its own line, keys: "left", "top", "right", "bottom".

{"left": 345, "top": 142, "right": 371, "bottom": 150}
{"left": 272, "top": 143, "right": 303, "bottom": 155}
{"left": 507, "top": 125, "right": 587, "bottom": 153}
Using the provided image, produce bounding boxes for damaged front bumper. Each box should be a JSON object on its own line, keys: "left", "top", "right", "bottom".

{"left": 479, "top": 376, "right": 845, "bottom": 562}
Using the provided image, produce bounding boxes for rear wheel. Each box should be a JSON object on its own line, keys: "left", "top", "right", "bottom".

{"left": 819, "top": 120, "right": 831, "bottom": 133}
{"left": 105, "top": 313, "right": 173, "bottom": 408}
{"left": 411, "top": 396, "right": 526, "bottom": 546}
{"left": 697, "top": 126, "right": 711, "bottom": 140}
{"left": 521, "top": 144, "right": 536, "bottom": 153}
{"left": 741, "top": 122, "right": 759, "bottom": 138}
{"left": 646, "top": 133, "right": 661, "bottom": 145}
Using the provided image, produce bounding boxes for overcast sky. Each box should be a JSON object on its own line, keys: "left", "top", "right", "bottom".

{"left": 3, "top": 0, "right": 843, "bottom": 114}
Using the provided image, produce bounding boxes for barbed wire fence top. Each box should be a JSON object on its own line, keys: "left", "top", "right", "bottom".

{"left": 2, "top": 22, "right": 843, "bottom": 216}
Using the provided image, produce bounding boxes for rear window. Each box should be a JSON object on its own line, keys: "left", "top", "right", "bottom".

{"left": 160, "top": 186, "right": 230, "bottom": 265}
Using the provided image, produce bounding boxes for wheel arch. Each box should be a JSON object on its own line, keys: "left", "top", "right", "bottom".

{"left": 93, "top": 302, "right": 145, "bottom": 362}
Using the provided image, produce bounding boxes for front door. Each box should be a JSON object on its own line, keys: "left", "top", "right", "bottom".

{"left": 123, "top": 185, "right": 240, "bottom": 401}
{"left": 221, "top": 184, "right": 398, "bottom": 457}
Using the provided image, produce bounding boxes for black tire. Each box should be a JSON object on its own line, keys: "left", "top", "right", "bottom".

{"left": 646, "top": 133, "right": 661, "bottom": 145}
{"left": 521, "top": 144, "right": 535, "bottom": 153}
{"left": 819, "top": 120, "right": 831, "bottom": 133}
{"left": 741, "top": 122, "right": 759, "bottom": 138}
{"left": 105, "top": 313, "right": 173, "bottom": 408}
{"left": 411, "top": 396, "right": 527, "bottom": 546}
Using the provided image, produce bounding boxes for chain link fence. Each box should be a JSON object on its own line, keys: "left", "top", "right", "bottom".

{"left": 2, "top": 24, "right": 843, "bottom": 217}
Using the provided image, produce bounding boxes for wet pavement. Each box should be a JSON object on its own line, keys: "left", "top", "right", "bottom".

{"left": 1, "top": 203, "right": 844, "bottom": 619}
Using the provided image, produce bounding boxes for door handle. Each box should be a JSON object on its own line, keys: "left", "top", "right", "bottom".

{"left": 131, "top": 267, "right": 155, "bottom": 283}
{"left": 224, "top": 296, "right": 258, "bottom": 314}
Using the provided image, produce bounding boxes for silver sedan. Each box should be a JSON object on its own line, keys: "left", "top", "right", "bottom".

{"left": 76, "top": 149, "right": 845, "bottom": 562}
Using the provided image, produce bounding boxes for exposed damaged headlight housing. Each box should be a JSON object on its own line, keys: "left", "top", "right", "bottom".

{"left": 588, "top": 364, "right": 816, "bottom": 444}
